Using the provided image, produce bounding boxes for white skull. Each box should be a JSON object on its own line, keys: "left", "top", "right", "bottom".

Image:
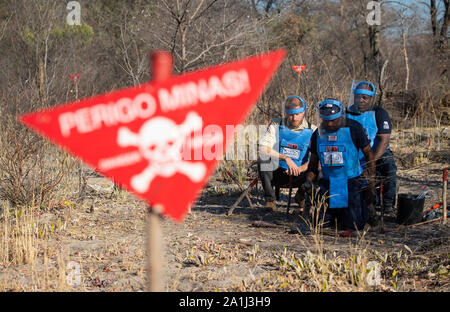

{"left": 116, "top": 112, "right": 206, "bottom": 193}
{"left": 136, "top": 117, "right": 182, "bottom": 164}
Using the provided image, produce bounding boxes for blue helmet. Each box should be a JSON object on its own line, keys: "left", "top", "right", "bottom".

{"left": 350, "top": 81, "right": 376, "bottom": 113}
{"left": 285, "top": 95, "right": 306, "bottom": 114}
{"left": 318, "top": 98, "right": 343, "bottom": 121}
{"left": 353, "top": 81, "right": 376, "bottom": 97}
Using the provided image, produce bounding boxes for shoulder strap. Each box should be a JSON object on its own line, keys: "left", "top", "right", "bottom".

{"left": 344, "top": 118, "right": 350, "bottom": 128}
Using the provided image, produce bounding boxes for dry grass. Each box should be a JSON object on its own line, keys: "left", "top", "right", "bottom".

{"left": 1, "top": 204, "right": 38, "bottom": 267}
{"left": 224, "top": 225, "right": 448, "bottom": 292}
{"left": 0, "top": 202, "right": 74, "bottom": 291}
{"left": 223, "top": 192, "right": 380, "bottom": 292}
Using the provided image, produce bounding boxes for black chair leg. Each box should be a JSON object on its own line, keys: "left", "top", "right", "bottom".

{"left": 275, "top": 186, "right": 280, "bottom": 201}
{"left": 286, "top": 176, "right": 293, "bottom": 215}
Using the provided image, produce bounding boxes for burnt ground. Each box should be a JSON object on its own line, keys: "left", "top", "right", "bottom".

{"left": 0, "top": 133, "right": 449, "bottom": 292}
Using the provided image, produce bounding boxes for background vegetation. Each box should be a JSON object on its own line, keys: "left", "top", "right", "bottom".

{"left": 0, "top": 0, "right": 448, "bottom": 292}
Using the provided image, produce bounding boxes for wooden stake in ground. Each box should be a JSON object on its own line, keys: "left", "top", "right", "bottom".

{"left": 443, "top": 168, "right": 447, "bottom": 224}
{"left": 147, "top": 207, "right": 164, "bottom": 292}
{"left": 74, "top": 79, "right": 84, "bottom": 199}
{"left": 146, "top": 51, "right": 172, "bottom": 292}
{"left": 68, "top": 74, "right": 88, "bottom": 204}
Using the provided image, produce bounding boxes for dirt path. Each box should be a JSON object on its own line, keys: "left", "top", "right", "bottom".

{"left": 0, "top": 146, "right": 449, "bottom": 292}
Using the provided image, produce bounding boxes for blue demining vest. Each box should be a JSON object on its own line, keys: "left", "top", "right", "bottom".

{"left": 278, "top": 125, "right": 313, "bottom": 170}
{"left": 347, "top": 110, "right": 390, "bottom": 157}
{"left": 317, "top": 127, "right": 363, "bottom": 208}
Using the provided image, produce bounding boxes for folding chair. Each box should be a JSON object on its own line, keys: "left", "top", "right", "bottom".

{"left": 227, "top": 177, "right": 258, "bottom": 216}
{"left": 274, "top": 175, "right": 296, "bottom": 215}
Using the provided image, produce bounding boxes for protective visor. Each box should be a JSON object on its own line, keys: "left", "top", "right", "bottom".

{"left": 353, "top": 81, "right": 376, "bottom": 97}
{"left": 285, "top": 95, "right": 306, "bottom": 114}
{"left": 318, "top": 99, "right": 343, "bottom": 120}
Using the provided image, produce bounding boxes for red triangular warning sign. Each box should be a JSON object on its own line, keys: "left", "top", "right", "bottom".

{"left": 19, "top": 50, "right": 286, "bottom": 223}
{"left": 292, "top": 65, "right": 306, "bottom": 74}
{"left": 68, "top": 73, "right": 81, "bottom": 83}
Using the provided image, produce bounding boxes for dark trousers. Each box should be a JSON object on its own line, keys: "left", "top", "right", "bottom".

{"left": 310, "top": 177, "right": 368, "bottom": 231}
{"left": 375, "top": 150, "right": 397, "bottom": 208}
{"left": 257, "top": 159, "right": 307, "bottom": 202}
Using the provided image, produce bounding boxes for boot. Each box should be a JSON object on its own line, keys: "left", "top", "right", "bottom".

{"left": 384, "top": 205, "right": 394, "bottom": 215}
{"left": 289, "top": 223, "right": 311, "bottom": 235}
{"left": 295, "top": 189, "right": 306, "bottom": 210}
{"left": 262, "top": 200, "right": 276, "bottom": 212}
{"left": 367, "top": 203, "right": 379, "bottom": 226}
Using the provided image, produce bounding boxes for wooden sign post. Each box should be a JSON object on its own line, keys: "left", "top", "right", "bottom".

{"left": 146, "top": 51, "right": 173, "bottom": 292}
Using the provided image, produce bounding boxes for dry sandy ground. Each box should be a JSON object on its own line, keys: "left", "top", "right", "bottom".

{"left": 0, "top": 132, "right": 449, "bottom": 292}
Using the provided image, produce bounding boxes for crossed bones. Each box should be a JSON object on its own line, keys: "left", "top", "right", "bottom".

{"left": 117, "top": 112, "right": 206, "bottom": 193}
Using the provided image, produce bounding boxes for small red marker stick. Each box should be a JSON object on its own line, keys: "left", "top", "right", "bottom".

{"left": 68, "top": 73, "right": 84, "bottom": 197}
{"left": 292, "top": 65, "right": 306, "bottom": 74}
{"left": 443, "top": 168, "right": 447, "bottom": 223}
{"left": 68, "top": 73, "right": 81, "bottom": 101}
{"left": 146, "top": 51, "right": 172, "bottom": 292}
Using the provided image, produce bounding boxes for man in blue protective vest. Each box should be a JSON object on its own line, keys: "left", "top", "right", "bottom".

{"left": 305, "top": 98, "right": 376, "bottom": 231}
{"left": 347, "top": 81, "right": 397, "bottom": 216}
{"left": 258, "top": 95, "right": 317, "bottom": 212}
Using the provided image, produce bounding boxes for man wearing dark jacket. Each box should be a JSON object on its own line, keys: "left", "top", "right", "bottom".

{"left": 347, "top": 81, "right": 397, "bottom": 215}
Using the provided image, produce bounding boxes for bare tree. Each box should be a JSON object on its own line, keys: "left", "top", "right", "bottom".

{"left": 438, "top": 0, "right": 449, "bottom": 53}
{"left": 155, "top": 0, "right": 260, "bottom": 73}
{"left": 386, "top": 2, "right": 420, "bottom": 90}
{"left": 421, "top": 0, "right": 449, "bottom": 53}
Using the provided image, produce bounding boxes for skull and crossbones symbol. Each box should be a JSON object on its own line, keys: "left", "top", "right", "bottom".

{"left": 117, "top": 111, "right": 206, "bottom": 193}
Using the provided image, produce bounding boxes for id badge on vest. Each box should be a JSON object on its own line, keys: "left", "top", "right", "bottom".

{"left": 323, "top": 151, "right": 344, "bottom": 165}
{"left": 281, "top": 146, "right": 301, "bottom": 160}
{"left": 321, "top": 145, "right": 344, "bottom": 167}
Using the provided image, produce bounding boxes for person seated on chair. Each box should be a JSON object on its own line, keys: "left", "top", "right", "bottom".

{"left": 257, "top": 95, "right": 317, "bottom": 212}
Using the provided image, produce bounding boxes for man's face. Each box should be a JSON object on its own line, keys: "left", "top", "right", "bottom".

{"left": 322, "top": 117, "right": 342, "bottom": 133}
{"left": 285, "top": 98, "right": 305, "bottom": 128}
{"left": 353, "top": 85, "right": 374, "bottom": 112}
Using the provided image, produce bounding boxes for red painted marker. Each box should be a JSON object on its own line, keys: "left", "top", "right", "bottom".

{"left": 292, "top": 65, "right": 306, "bottom": 74}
